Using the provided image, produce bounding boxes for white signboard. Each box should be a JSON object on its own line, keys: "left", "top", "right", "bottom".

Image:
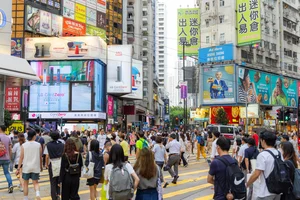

{"left": 97, "top": 0, "right": 106, "bottom": 13}
{"left": 107, "top": 45, "right": 132, "bottom": 94}
{"left": 28, "top": 112, "right": 106, "bottom": 119}
{"left": 122, "top": 59, "right": 143, "bottom": 99}
{"left": 63, "top": 0, "right": 75, "bottom": 19}
{"left": 239, "top": 104, "right": 259, "bottom": 118}
{"left": 25, "top": 36, "right": 107, "bottom": 63}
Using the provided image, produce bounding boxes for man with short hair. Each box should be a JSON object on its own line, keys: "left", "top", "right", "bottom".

{"left": 120, "top": 133, "right": 129, "bottom": 161}
{"left": 135, "top": 131, "right": 149, "bottom": 158}
{"left": 281, "top": 135, "right": 289, "bottom": 142}
{"left": 44, "top": 131, "right": 64, "bottom": 200}
{"left": 97, "top": 129, "right": 106, "bottom": 150}
{"left": 166, "top": 133, "right": 181, "bottom": 184}
{"left": 238, "top": 137, "right": 249, "bottom": 167}
{"left": 207, "top": 136, "right": 236, "bottom": 199}
{"left": 0, "top": 125, "right": 13, "bottom": 193}
{"left": 246, "top": 131, "right": 282, "bottom": 200}
{"left": 210, "top": 131, "right": 221, "bottom": 161}
{"left": 17, "top": 130, "right": 43, "bottom": 200}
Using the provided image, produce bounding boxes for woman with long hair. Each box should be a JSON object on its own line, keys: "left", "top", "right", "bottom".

{"left": 13, "top": 133, "right": 25, "bottom": 192}
{"left": 59, "top": 139, "right": 83, "bottom": 200}
{"left": 104, "top": 144, "right": 139, "bottom": 200}
{"left": 281, "top": 141, "right": 298, "bottom": 200}
{"left": 179, "top": 133, "right": 188, "bottom": 167}
{"left": 134, "top": 148, "right": 161, "bottom": 200}
{"left": 85, "top": 140, "right": 104, "bottom": 200}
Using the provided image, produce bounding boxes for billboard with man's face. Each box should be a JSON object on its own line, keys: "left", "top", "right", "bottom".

{"left": 202, "top": 65, "right": 235, "bottom": 104}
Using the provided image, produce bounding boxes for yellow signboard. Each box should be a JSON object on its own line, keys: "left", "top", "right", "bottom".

{"left": 237, "top": 0, "right": 261, "bottom": 46}
{"left": 5, "top": 123, "right": 24, "bottom": 134}
{"left": 75, "top": 3, "right": 86, "bottom": 23}
{"left": 177, "top": 8, "right": 200, "bottom": 56}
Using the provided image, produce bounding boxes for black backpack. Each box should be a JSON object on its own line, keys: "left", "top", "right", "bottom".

{"left": 264, "top": 150, "right": 292, "bottom": 194}
{"left": 216, "top": 157, "right": 247, "bottom": 199}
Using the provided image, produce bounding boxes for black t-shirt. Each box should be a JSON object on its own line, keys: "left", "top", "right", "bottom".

{"left": 242, "top": 146, "right": 259, "bottom": 170}
{"left": 209, "top": 155, "right": 236, "bottom": 200}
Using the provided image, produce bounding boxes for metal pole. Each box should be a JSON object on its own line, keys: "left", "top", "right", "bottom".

{"left": 60, "top": 117, "right": 62, "bottom": 134}
{"left": 183, "top": 43, "right": 187, "bottom": 132}
{"left": 245, "top": 101, "right": 248, "bottom": 134}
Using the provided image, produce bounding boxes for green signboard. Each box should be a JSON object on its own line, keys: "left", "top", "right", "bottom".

{"left": 86, "top": 24, "right": 106, "bottom": 40}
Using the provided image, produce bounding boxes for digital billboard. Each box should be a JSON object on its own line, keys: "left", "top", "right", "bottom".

{"left": 107, "top": 45, "right": 132, "bottom": 94}
{"left": 202, "top": 65, "right": 235, "bottom": 104}
{"left": 198, "top": 43, "right": 234, "bottom": 64}
{"left": 29, "top": 60, "right": 105, "bottom": 111}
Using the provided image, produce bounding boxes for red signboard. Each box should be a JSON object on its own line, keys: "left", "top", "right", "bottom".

{"left": 62, "top": 18, "right": 86, "bottom": 36}
{"left": 210, "top": 106, "right": 240, "bottom": 124}
{"left": 5, "top": 87, "right": 21, "bottom": 111}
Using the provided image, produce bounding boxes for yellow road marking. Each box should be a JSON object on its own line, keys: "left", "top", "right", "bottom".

{"left": 165, "top": 169, "right": 208, "bottom": 179}
{"left": 163, "top": 183, "right": 212, "bottom": 198}
{"left": 194, "top": 194, "right": 214, "bottom": 200}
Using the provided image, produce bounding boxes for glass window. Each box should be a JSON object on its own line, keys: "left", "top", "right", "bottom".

{"left": 220, "top": 33, "right": 225, "bottom": 41}
{"left": 206, "top": 36, "right": 210, "bottom": 44}
{"left": 219, "top": 15, "right": 224, "bottom": 23}
{"left": 220, "top": 0, "right": 225, "bottom": 6}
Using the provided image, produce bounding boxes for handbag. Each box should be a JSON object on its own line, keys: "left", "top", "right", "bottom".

{"left": 81, "top": 151, "right": 95, "bottom": 179}
{"left": 50, "top": 158, "right": 61, "bottom": 178}
{"left": 65, "top": 153, "right": 80, "bottom": 175}
{"left": 101, "top": 183, "right": 108, "bottom": 200}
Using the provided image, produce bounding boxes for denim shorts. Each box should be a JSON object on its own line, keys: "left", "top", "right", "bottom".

{"left": 22, "top": 173, "right": 40, "bottom": 181}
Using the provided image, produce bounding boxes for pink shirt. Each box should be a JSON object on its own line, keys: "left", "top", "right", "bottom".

{"left": 129, "top": 134, "right": 136, "bottom": 145}
{"left": 0, "top": 133, "right": 11, "bottom": 161}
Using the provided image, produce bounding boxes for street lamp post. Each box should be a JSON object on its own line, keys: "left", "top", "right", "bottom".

{"left": 182, "top": 43, "right": 190, "bottom": 133}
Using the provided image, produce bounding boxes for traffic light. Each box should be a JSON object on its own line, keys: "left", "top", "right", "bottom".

{"left": 180, "top": 119, "right": 184, "bottom": 125}
{"left": 276, "top": 109, "right": 283, "bottom": 121}
{"left": 175, "top": 117, "right": 179, "bottom": 125}
{"left": 284, "top": 110, "right": 291, "bottom": 121}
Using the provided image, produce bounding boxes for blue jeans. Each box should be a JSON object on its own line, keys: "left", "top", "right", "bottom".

{"left": 0, "top": 160, "right": 13, "bottom": 187}
{"left": 136, "top": 188, "right": 158, "bottom": 200}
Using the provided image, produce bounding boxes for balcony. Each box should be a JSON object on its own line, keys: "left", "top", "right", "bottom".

{"left": 127, "top": 5, "right": 134, "bottom": 13}
{"left": 127, "top": 18, "right": 134, "bottom": 25}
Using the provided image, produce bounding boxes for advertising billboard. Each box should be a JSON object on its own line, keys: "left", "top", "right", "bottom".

{"left": 87, "top": 7, "right": 97, "bottom": 26}
{"left": 25, "top": 0, "right": 62, "bottom": 15}
{"left": 107, "top": 45, "right": 132, "bottom": 94}
{"left": 190, "top": 108, "right": 209, "bottom": 121}
{"left": 198, "top": 43, "right": 234, "bottom": 64}
{"left": 270, "top": 75, "right": 297, "bottom": 107}
{"left": 237, "top": 0, "right": 261, "bottom": 46}
{"left": 11, "top": 38, "right": 23, "bottom": 58}
{"left": 238, "top": 68, "right": 271, "bottom": 104}
{"left": 202, "top": 65, "right": 235, "bottom": 104}
{"left": 107, "top": 95, "right": 114, "bottom": 116}
{"left": 29, "top": 60, "right": 105, "bottom": 112}
{"left": 122, "top": 59, "right": 143, "bottom": 100}
{"left": 62, "top": 18, "right": 86, "bottom": 36}
{"left": 75, "top": 3, "right": 86, "bottom": 23}
{"left": 63, "top": 0, "right": 75, "bottom": 19}
{"left": 86, "top": 24, "right": 106, "bottom": 40}
{"left": 25, "top": 36, "right": 107, "bottom": 63}
{"left": 177, "top": 8, "right": 200, "bottom": 56}
{"left": 5, "top": 87, "right": 21, "bottom": 111}
{"left": 210, "top": 106, "right": 240, "bottom": 124}
{"left": 94, "top": 61, "right": 105, "bottom": 112}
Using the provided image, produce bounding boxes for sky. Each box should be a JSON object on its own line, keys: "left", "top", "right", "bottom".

{"left": 165, "top": 0, "right": 198, "bottom": 76}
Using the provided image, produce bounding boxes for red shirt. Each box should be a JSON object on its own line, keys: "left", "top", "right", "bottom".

{"left": 252, "top": 133, "right": 259, "bottom": 147}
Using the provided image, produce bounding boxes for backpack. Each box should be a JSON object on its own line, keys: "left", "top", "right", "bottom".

{"left": 216, "top": 157, "right": 247, "bottom": 199}
{"left": 109, "top": 163, "right": 133, "bottom": 200}
{"left": 204, "top": 132, "right": 208, "bottom": 141}
{"left": 236, "top": 138, "right": 242, "bottom": 146}
{"left": 197, "top": 136, "right": 205, "bottom": 146}
{"left": 293, "top": 168, "right": 300, "bottom": 198}
{"left": 264, "top": 150, "right": 292, "bottom": 194}
{"left": 142, "top": 139, "right": 149, "bottom": 149}
{"left": 0, "top": 138, "right": 7, "bottom": 157}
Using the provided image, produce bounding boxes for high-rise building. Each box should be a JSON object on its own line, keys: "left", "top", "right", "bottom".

{"left": 106, "top": 0, "right": 123, "bottom": 44}
{"left": 155, "top": 0, "right": 167, "bottom": 94}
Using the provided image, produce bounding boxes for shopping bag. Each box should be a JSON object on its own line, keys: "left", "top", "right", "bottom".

{"left": 101, "top": 184, "right": 108, "bottom": 200}
{"left": 50, "top": 158, "right": 61, "bottom": 178}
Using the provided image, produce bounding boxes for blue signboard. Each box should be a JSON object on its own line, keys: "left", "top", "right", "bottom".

{"left": 198, "top": 43, "right": 234, "bottom": 63}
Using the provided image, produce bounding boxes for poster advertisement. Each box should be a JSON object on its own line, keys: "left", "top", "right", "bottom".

{"left": 97, "top": 0, "right": 106, "bottom": 13}
{"left": 87, "top": 7, "right": 97, "bottom": 26}
{"left": 29, "top": 60, "right": 102, "bottom": 112}
{"left": 180, "top": 81, "right": 188, "bottom": 99}
{"left": 122, "top": 59, "right": 143, "bottom": 99}
{"left": 86, "top": 25, "right": 106, "bottom": 39}
{"left": 11, "top": 38, "right": 23, "bottom": 58}
{"left": 270, "top": 75, "right": 297, "bottom": 107}
{"left": 71, "top": 82, "right": 92, "bottom": 111}
{"left": 51, "top": 14, "right": 63, "bottom": 36}
{"left": 62, "top": 18, "right": 86, "bottom": 36}
{"left": 237, "top": 0, "right": 261, "bottom": 46}
{"left": 107, "top": 45, "right": 132, "bottom": 94}
{"left": 198, "top": 44, "right": 234, "bottom": 63}
{"left": 76, "top": 0, "right": 87, "bottom": 5}
{"left": 190, "top": 108, "right": 209, "bottom": 121}
{"left": 40, "top": 10, "right": 52, "bottom": 35}
{"left": 177, "top": 8, "right": 200, "bottom": 56}
{"left": 25, "top": 0, "right": 62, "bottom": 15}
{"left": 96, "top": 11, "right": 106, "bottom": 29}
{"left": 238, "top": 68, "right": 271, "bottom": 104}
{"left": 75, "top": 3, "right": 86, "bottom": 23}
{"left": 202, "top": 65, "right": 235, "bottom": 104}
{"left": 87, "top": 0, "right": 97, "bottom": 9}
{"left": 63, "top": 0, "right": 75, "bottom": 19}
{"left": 5, "top": 87, "right": 21, "bottom": 111}
{"left": 210, "top": 106, "right": 240, "bottom": 124}
{"left": 107, "top": 95, "right": 113, "bottom": 116}
{"left": 26, "top": 5, "right": 40, "bottom": 33}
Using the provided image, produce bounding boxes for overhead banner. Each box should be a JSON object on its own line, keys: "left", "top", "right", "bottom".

{"left": 237, "top": 0, "right": 261, "bottom": 46}
{"left": 177, "top": 8, "right": 200, "bottom": 56}
{"left": 202, "top": 65, "right": 235, "bottom": 104}
{"left": 25, "top": 36, "right": 107, "bottom": 63}
{"left": 180, "top": 81, "right": 188, "bottom": 99}
{"left": 198, "top": 43, "right": 234, "bottom": 63}
{"left": 238, "top": 67, "right": 298, "bottom": 107}
{"left": 122, "top": 59, "right": 143, "bottom": 99}
{"left": 107, "top": 45, "right": 132, "bottom": 94}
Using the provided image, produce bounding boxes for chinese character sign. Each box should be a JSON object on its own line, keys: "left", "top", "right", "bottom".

{"left": 177, "top": 8, "right": 200, "bottom": 56}
{"left": 198, "top": 44, "right": 234, "bottom": 64}
{"left": 180, "top": 82, "right": 188, "bottom": 99}
{"left": 237, "top": 0, "right": 261, "bottom": 46}
{"left": 164, "top": 99, "right": 169, "bottom": 115}
{"left": 5, "top": 87, "right": 21, "bottom": 111}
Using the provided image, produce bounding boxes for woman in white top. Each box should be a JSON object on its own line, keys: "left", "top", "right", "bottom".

{"left": 104, "top": 144, "right": 139, "bottom": 200}
{"left": 179, "top": 133, "right": 188, "bottom": 167}
{"left": 12, "top": 133, "right": 26, "bottom": 192}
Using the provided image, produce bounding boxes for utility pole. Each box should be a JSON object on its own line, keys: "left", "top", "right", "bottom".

{"left": 183, "top": 43, "right": 187, "bottom": 132}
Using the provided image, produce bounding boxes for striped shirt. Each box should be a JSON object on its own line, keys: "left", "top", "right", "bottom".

{"left": 238, "top": 85, "right": 256, "bottom": 103}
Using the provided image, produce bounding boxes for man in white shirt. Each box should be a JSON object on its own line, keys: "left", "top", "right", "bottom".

{"left": 97, "top": 129, "right": 107, "bottom": 150}
{"left": 166, "top": 133, "right": 181, "bottom": 184}
{"left": 17, "top": 130, "right": 42, "bottom": 200}
{"left": 246, "top": 131, "right": 281, "bottom": 200}
{"left": 238, "top": 137, "right": 249, "bottom": 167}
{"left": 210, "top": 131, "right": 220, "bottom": 160}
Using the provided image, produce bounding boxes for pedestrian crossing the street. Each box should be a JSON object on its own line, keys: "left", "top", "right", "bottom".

{"left": 0, "top": 156, "right": 214, "bottom": 200}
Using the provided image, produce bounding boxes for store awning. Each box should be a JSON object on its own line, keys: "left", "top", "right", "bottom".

{"left": 0, "top": 54, "right": 40, "bottom": 81}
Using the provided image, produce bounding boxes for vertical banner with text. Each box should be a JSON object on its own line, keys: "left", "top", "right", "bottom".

{"left": 237, "top": 0, "right": 261, "bottom": 46}
{"left": 177, "top": 8, "right": 200, "bottom": 56}
{"left": 5, "top": 87, "right": 21, "bottom": 111}
{"left": 180, "top": 82, "right": 188, "bottom": 99}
